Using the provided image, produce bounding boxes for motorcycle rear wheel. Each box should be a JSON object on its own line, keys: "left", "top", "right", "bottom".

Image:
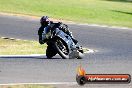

{"left": 46, "top": 45, "right": 57, "bottom": 58}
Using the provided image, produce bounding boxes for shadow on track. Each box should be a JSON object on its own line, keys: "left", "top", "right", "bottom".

{"left": 0, "top": 55, "right": 62, "bottom": 59}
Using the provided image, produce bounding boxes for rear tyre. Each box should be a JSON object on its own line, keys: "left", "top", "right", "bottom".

{"left": 46, "top": 45, "right": 57, "bottom": 58}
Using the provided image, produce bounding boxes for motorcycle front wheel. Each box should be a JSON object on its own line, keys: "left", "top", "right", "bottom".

{"left": 54, "top": 38, "right": 69, "bottom": 59}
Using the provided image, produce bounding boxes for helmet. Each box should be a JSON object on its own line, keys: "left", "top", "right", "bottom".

{"left": 40, "top": 16, "right": 49, "bottom": 25}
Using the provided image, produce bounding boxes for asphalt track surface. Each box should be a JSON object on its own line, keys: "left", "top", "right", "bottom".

{"left": 0, "top": 15, "right": 132, "bottom": 88}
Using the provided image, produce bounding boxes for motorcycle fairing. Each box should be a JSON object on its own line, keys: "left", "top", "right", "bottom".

{"left": 55, "top": 28, "right": 76, "bottom": 51}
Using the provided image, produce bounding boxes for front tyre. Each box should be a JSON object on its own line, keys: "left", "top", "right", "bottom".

{"left": 54, "top": 38, "right": 69, "bottom": 59}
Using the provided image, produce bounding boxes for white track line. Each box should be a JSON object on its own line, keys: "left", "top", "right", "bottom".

{"left": 84, "top": 49, "right": 95, "bottom": 54}
{"left": 0, "top": 49, "right": 95, "bottom": 58}
{"left": 67, "top": 23, "right": 132, "bottom": 30}
{"left": 0, "top": 82, "right": 77, "bottom": 85}
{"left": 0, "top": 54, "right": 46, "bottom": 58}
{"left": 0, "top": 12, "right": 132, "bottom": 30}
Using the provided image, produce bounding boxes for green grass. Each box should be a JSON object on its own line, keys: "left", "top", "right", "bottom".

{"left": 0, "top": 0, "right": 132, "bottom": 27}
{"left": 0, "top": 85, "right": 54, "bottom": 88}
{"left": 0, "top": 38, "right": 47, "bottom": 55}
{"left": 0, "top": 38, "right": 88, "bottom": 55}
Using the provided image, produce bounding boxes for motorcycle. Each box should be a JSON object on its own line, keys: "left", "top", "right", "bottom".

{"left": 41, "top": 23, "right": 84, "bottom": 59}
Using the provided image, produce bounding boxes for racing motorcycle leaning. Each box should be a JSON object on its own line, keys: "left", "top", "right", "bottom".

{"left": 40, "top": 23, "right": 84, "bottom": 59}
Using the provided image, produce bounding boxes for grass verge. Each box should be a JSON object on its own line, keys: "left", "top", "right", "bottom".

{"left": 0, "top": 85, "right": 54, "bottom": 88}
{"left": 0, "top": 0, "right": 132, "bottom": 28}
{"left": 0, "top": 38, "right": 47, "bottom": 55}
{"left": 0, "top": 38, "right": 89, "bottom": 55}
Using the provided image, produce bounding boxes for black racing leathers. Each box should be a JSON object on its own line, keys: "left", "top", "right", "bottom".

{"left": 38, "top": 22, "right": 77, "bottom": 44}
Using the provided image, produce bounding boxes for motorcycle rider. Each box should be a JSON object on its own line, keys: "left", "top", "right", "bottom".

{"left": 38, "top": 16, "right": 78, "bottom": 45}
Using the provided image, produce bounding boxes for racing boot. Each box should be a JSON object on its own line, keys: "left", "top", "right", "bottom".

{"left": 72, "top": 38, "right": 78, "bottom": 44}
{"left": 67, "top": 31, "right": 78, "bottom": 44}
